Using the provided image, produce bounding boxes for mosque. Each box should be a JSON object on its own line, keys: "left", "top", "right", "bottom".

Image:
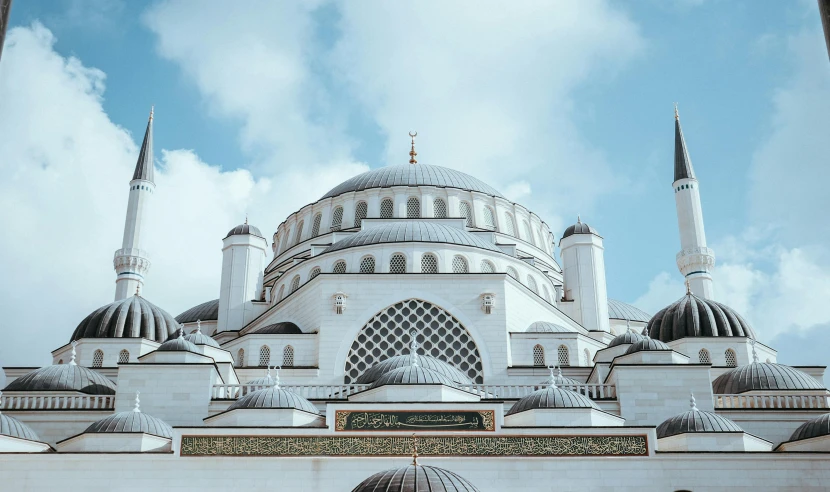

{"left": 1, "top": 107, "right": 828, "bottom": 491}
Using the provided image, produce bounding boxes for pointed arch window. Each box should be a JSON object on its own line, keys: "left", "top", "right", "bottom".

{"left": 236, "top": 348, "right": 245, "bottom": 367}
{"left": 725, "top": 349, "right": 737, "bottom": 367}
{"left": 279, "top": 231, "right": 290, "bottom": 254}
{"left": 331, "top": 206, "right": 344, "bottom": 231}
{"left": 506, "top": 266, "right": 518, "bottom": 280}
{"left": 433, "top": 198, "right": 447, "bottom": 218}
{"left": 698, "top": 348, "right": 711, "bottom": 364}
{"left": 527, "top": 275, "right": 538, "bottom": 294}
{"left": 311, "top": 213, "right": 322, "bottom": 237}
{"left": 533, "top": 344, "right": 545, "bottom": 366}
{"left": 557, "top": 345, "right": 570, "bottom": 366}
{"left": 504, "top": 213, "right": 517, "bottom": 237}
{"left": 523, "top": 220, "right": 533, "bottom": 243}
{"left": 293, "top": 220, "right": 304, "bottom": 245}
{"left": 583, "top": 349, "right": 591, "bottom": 366}
{"left": 380, "top": 198, "right": 394, "bottom": 218}
{"left": 452, "top": 255, "right": 469, "bottom": 273}
{"left": 542, "top": 285, "right": 552, "bottom": 303}
{"left": 259, "top": 346, "right": 271, "bottom": 367}
{"left": 282, "top": 346, "right": 295, "bottom": 367}
{"left": 118, "top": 349, "right": 130, "bottom": 364}
{"left": 332, "top": 260, "right": 347, "bottom": 274}
{"left": 421, "top": 253, "right": 438, "bottom": 273}
{"left": 309, "top": 267, "right": 321, "bottom": 279}
{"left": 407, "top": 197, "right": 421, "bottom": 218}
{"left": 459, "top": 202, "right": 473, "bottom": 227}
{"left": 482, "top": 206, "right": 495, "bottom": 230}
{"left": 389, "top": 253, "right": 407, "bottom": 273}
{"left": 92, "top": 349, "right": 104, "bottom": 368}
{"left": 480, "top": 260, "right": 495, "bottom": 273}
{"left": 359, "top": 255, "right": 376, "bottom": 273}
{"left": 354, "top": 201, "right": 368, "bottom": 227}
{"left": 290, "top": 275, "right": 301, "bottom": 293}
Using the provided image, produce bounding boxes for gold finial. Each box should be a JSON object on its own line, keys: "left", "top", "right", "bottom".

{"left": 411, "top": 433, "right": 419, "bottom": 466}
{"left": 135, "top": 284, "right": 141, "bottom": 296}
{"left": 245, "top": 214, "right": 248, "bottom": 225}
{"left": 685, "top": 278, "right": 691, "bottom": 295}
{"left": 674, "top": 103, "right": 679, "bottom": 120}
{"left": 577, "top": 215, "right": 581, "bottom": 224}
{"left": 408, "top": 131, "right": 418, "bottom": 165}
{"left": 150, "top": 105, "right": 154, "bottom": 121}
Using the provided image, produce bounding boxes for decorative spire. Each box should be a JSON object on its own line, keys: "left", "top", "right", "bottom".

{"left": 70, "top": 341, "right": 77, "bottom": 365}
{"left": 133, "top": 391, "right": 141, "bottom": 412}
{"left": 135, "top": 284, "right": 141, "bottom": 297}
{"left": 557, "top": 364, "right": 565, "bottom": 384}
{"left": 411, "top": 433, "right": 419, "bottom": 466}
{"left": 409, "top": 330, "right": 420, "bottom": 367}
{"left": 0, "top": 390, "right": 4, "bottom": 413}
{"left": 265, "top": 365, "right": 273, "bottom": 385}
{"left": 750, "top": 338, "right": 758, "bottom": 363}
{"left": 408, "top": 131, "right": 418, "bottom": 165}
{"left": 625, "top": 318, "right": 631, "bottom": 332}
{"left": 133, "top": 107, "right": 155, "bottom": 183}
{"left": 547, "top": 365, "right": 558, "bottom": 389}
{"left": 685, "top": 278, "right": 691, "bottom": 295}
{"left": 577, "top": 215, "right": 581, "bottom": 224}
{"left": 689, "top": 391, "right": 698, "bottom": 411}
{"left": 273, "top": 365, "right": 281, "bottom": 389}
{"left": 196, "top": 319, "right": 202, "bottom": 334}
{"left": 674, "top": 102, "right": 679, "bottom": 120}
{"left": 178, "top": 324, "right": 184, "bottom": 340}
{"left": 674, "top": 104, "right": 696, "bottom": 182}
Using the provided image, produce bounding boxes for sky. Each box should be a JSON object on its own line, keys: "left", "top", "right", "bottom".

{"left": 1, "top": 0, "right": 829, "bottom": 373}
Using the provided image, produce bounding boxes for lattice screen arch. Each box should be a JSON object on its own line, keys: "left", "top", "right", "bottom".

{"left": 380, "top": 198, "right": 394, "bottom": 218}
{"left": 344, "top": 299, "right": 484, "bottom": 383}
{"left": 433, "top": 198, "right": 447, "bottom": 218}
{"left": 354, "top": 201, "right": 368, "bottom": 227}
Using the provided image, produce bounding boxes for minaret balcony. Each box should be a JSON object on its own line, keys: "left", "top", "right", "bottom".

{"left": 676, "top": 247, "right": 715, "bottom": 274}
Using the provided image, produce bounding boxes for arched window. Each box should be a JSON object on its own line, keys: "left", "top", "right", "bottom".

{"left": 532, "top": 226, "right": 542, "bottom": 247}
{"left": 504, "top": 213, "right": 517, "bottom": 236}
{"left": 389, "top": 253, "right": 407, "bottom": 273}
{"left": 725, "top": 349, "right": 737, "bottom": 367}
{"left": 290, "top": 275, "right": 301, "bottom": 293}
{"left": 311, "top": 213, "right": 322, "bottom": 237}
{"left": 542, "top": 285, "right": 552, "bottom": 303}
{"left": 527, "top": 275, "right": 538, "bottom": 294}
{"left": 421, "top": 253, "right": 438, "bottom": 273}
{"left": 480, "top": 260, "right": 495, "bottom": 273}
{"left": 354, "top": 201, "right": 368, "bottom": 227}
{"left": 330, "top": 206, "right": 344, "bottom": 231}
{"left": 533, "top": 344, "right": 545, "bottom": 366}
{"left": 452, "top": 255, "right": 469, "bottom": 273}
{"left": 259, "top": 346, "right": 271, "bottom": 367}
{"left": 309, "top": 267, "right": 321, "bottom": 279}
{"left": 118, "top": 349, "right": 130, "bottom": 364}
{"left": 459, "top": 202, "right": 473, "bottom": 227}
{"left": 698, "top": 348, "right": 711, "bottom": 364}
{"left": 523, "top": 220, "right": 533, "bottom": 243}
{"left": 294, "top": 220, "right": 304, "bottom": 245}
{"left": 92, "top": 349, "right": 104, "bottom": 368}
{"left": 277, "top": 284, "right": 285, "bottom": 301}
{"left": 279, "top": 231, "right": 290, "bottom": 254}
{"left": 557, "top": 345, "right": 570, "bottom": 366}
{"left": 433, "top": 198, "right": 447, "bottom": 218}
{"left": 58, "top": 359, "right": 63, "bottom": 364}
{"left": 282, "top": 345, "right": 295, "bottom": 367}
{"left": 407, "top": 197, "right": 421, "bottom": 218}
{"left": 332, "top": 260, "right": 347, "bottom": 274}
{"left": 380, "top": 198, "right": 394, "bottom": 218}
{"left": 506, "top": 266, "right": 519, "bottom": 280}
{"left": 583, "top": 349, "right": 591, "bottom": 366}
{"left": 236, "top": 348, "right": 245, "bottom": 367}
{"left": 482, "top": 206, "right": 495, "bottom": 229}
{"left": 359, "top": 255, "right": 376, "bottom": 273}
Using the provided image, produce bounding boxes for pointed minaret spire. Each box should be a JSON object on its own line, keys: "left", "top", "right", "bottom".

{"left": 674, "top": 104, "right": 695, "bottom": 181}
{"left": 133, "top": 107, "right": 155, "bottom": 183}
{"left": 408, "top": 131, "right": 418, "bottom": 165}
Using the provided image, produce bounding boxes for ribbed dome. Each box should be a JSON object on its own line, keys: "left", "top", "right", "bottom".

{"left": 352, "top": 465, "right": 480, "bottom": 492}
{"left": 4, "top": 365, "right": 116, "bottom": 395}
{"left": 254, "top": 322, "right": 302, "bottom": 335}
{"left": 71, "top": 294, "right": 178, "bottom": 343}
{"left": 789, "top": 413, "right": 830, "bottom": 442}
{"left": 357, "top": 355, "right": 472, "bottom": 385}
{"left": 370, "top": 365, "right": 459, "bottom": 389}
{"left": 322, "top": 164, "right": 503, "bottom": 200}
{"left": 608, "top": 331, "right": 646, "bottom": 348}
{"left": 175, "top": 299, "right": 219, "bottom": 323}
{"left": 184, "top": 331, "right": 220, "bottom": 348}
{"left": 228, "top": 386, "right": 319, "bottom": 414}
{"left": 562, "top": 219, "right": 599, "bottom": 239}
{"left": 656, "top": 409, "right": 743, "bottom": 438}
{"left": 246, "top": 376, "right": 275, "bottom": 386}
{"left": 624, "top": 338, "right": 671, "bottom": 355}
{"left": 84, "top": 411, "right": 172, "bottom": 438}
{"left": 526, "top": 321, "right": 571, "bottom": 333}
{"left": 324, "top": 221, "right": 502, "bottom": 255}
{"left": 157, "top": 336, "right": 198, "bottom": 353}
{"left": 608, "top": 299, "right": 652, "bottom": 322}
{"left": 0, "top": 413, "right": 41, "bottom": 441}
{"left": 506, "top": 385, "right": 599, "bottom": 415}
{"left": 225, "top": 223, "right": 263, "bottom": 238}
{"left": 645, "top": 293, "right": 756, "bottom": 343}
{"left": 711, "top": 362, "right": 823, "bottom": 394}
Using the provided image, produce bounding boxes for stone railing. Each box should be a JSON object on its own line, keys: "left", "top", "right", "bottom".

{"left": 714, "top": 393, "right": 830, "bottom": 410}
{"left": 0, "top": 394, "right": 115, "bottom": 410}
{"left": 463, "top": 384, "right": 616, "bottom": 400}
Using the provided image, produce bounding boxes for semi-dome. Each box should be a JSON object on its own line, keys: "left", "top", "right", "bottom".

{"left": 789, "top": 413, "right": 830, "bottom": 442}
{"left": 71, "top": 294, "right": 178, "bottom": 343}
{"left": 324, "top": 221, "right": 502, "bottom": 255}
{"left": 624, "top": 338, "right": 671, "bottom": 355}
{"left": 370, "top": 365, "right": 459, "bottom": 389}
{"left": 84, "top": 411, "right": 172, "bottom": 439}
{"left": 227, "top": 386, "right": 318, "bottom": 414}
{"left": 711, "top": 362, "right": 823, "bottom": 394}
{"left": 608, "top": 331, "right": 646, "bottom": 348}
{"left": 183, "top": 323, "right": 220, "bottom": 348}
{"left": 225, "top": 223, "right": 263, "bottom": 239}
{"left": 322, "top": 164, "right": 503, "bottom": 200}
{"left": 506, "top": 385, "right": 599, "bottom": 416}
{"left": 157, "top": 336, "right": 198, "bottom": 353}
{"left": 561, "top": 218, "right": 599, "bottom": 239}
{"left": 254, "top": 322, "right": 303, "bottom": 335}
{"left": 0, "top": 412, "right": 41, "bottom": 442}
{"left": 175, "top": 299, "right": 219, "bottom": 323}
{"left": 607, "top": 299, "right": 652, "bottom": 322}
{"left": 4, "top": 364, "right": 116, "bottom": 395}
{"left": 352, "top": 465, "right": 480, "bottom": 492}
{"left": 656, "top": 406, "right": 743, "bottom": 438}
{"left": 645, "top": 293, "right": 755, "bottom": 343}
{"left": 357, "top": 354, "right": 472, "bottom": 385}
{"left": 526, "top": 321, "right": 570, "bottom": 333}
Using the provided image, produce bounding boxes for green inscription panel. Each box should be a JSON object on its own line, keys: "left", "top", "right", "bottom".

{"left": 334, "top": 410, "right": 495, "bottom": 431}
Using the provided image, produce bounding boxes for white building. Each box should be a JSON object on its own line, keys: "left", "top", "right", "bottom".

{"left": 1, "top": 109, "right": 829, "bottom": 491}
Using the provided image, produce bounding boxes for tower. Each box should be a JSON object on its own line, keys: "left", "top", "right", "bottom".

{"left": 673, "top": 106, "right": 715, "bottom": 299}
{"left": 113, "top": 109, "right": 155, "bottom": 300}
{"left": 559, "top": 218, "right": 611, "bottom": 333}
{"left": 217, "top": 222, "right": 268, "bottom": 333}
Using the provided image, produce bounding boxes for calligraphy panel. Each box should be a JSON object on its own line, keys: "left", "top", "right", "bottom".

{"left": 334, "top": 410, "right": 495, "bottom": 431}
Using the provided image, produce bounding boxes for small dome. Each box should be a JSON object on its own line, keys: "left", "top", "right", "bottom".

{"left": 228, "top": 386, "right": 318, "bottom": 414}
{"left": 506, "top": 385, "right": 599, "bottom": 416}
{"left": 624, "top": 338, "right": 671, "bottom": 355}
{"left": 175, "top": 299, "right": 219, "bottom": 323}
{"left": 608, "top": 331, "right": 646, "bottom": 348}
{"left": 370, "top": 365, "right": 458, "bottom": 389}
{"left": 656, "top": 408, "right": 743, "bottom": 438}
{"left": 254, "top": 322, "right": 303, "bottom": 335}
{"left": 561, "top": 219, "right": 599, "bottom": 239}
{"left": 351, "top": 465, "right": 480, "bottom": 492}
{"left": 71, "top": 295, "right": 179, "bottom": 343}
{"left": 0, "top": 413, "right": 41, "bottom": 441}
{"left": 225, "top": 223, "right": 263, "bottom": 239}
{"left": 4, "top": 364, "right": 116, "bottom": 395}
{"left": 184, "top": 330, "right": 220, "bottom": 348}
{"left": 712, "top": 362, "right": 823, "bottom": 394}
{"left": 789, "top": 413, "right": 830, "bottom": 442}
{"left": 157, "top": 336, "right": 198, "bottom": 353}
{"left": 607, "top": 299, "right": 652, "bottom": 322}
{"left": 245, "top": 376, "right": 275, "bottom": 386}
{"left": 84, "top": 411, "right": 172, "bottom": 439}
{"left": 527, "top": 321, "right": 570, "bottom": 333}
{"left": 324, "top": 221, "right": 503, "bottom": 255}
{"left": 357, "top": 355, "right": 472, "bottom": 385}
{"left": 645, "top": 293, "right": 755, "bottom": 343}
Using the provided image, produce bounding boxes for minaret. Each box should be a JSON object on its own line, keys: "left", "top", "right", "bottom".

{"left": 673, "top": 106, "right": 715, "bottom": 299}
{"left": 113, "top": 109, "right": 155, "bottom": 300}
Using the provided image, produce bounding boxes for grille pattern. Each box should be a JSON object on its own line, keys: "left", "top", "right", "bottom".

{"left": 331, "top": 207, "right": 344, "bottom": 231}
{"left": 725, "top": 349, "right": 737, "bottom": 367}
{"left": 354, "top": 201, "right": 368, "bottom": 227}
{"left": 277, "top": 285, "right": 285, "bottom": 301}
{"left": 118, "top": 350, "right": 129, "bottom": 364}
{"left": 480, "top": 260, "right": 495, "bottom": 273}
{"left": 237, "top": 349, "right": 245, "bottom": 367}
{"left": 699, "top": 349, "right": 711, "bottom": 364}
{"left": 460, "top": 202, "right": 473, "bottom": 227}
{"left": 433, "top": 198, "right": 447, "bottom": 218}
{"left": 294, "top": 220, "right": 304, "bottom": 245}
{"left": 344, "top": 299, "right": 483, "bottom": 383}
{"left": 283, "top": 346, "right": 294, "bottom": 367}
{"left": 523, "top": 221, "right": 533, "bottom": 243}
{"left": 452, "top": 255, "right": 469, "bottom": 273}
{"left": 290, "top": 275, "right": 300, "bottom": 293}
{"left": 359, "top": 256, "right": 376, "bottom": 273}
{"left": 407, "top": 197, "right": 421, "bottom": 218}
{"left": 309, "top": 267, "right": 321, "bottom": 279}
{"left": 483, "top": 207, "right": 495, "bottom": 229}
{"left": 421, "top": 254, "right": 438, "bottom": 273}
{"left": 311, "top": 213, "right": 322, "bottom": 237}
{"left": 533, "top": 345, "right": 545, "bottom": 366}
{"left": 259, "top": 346, "right": 270, "bottom": 366}
{"left": 557, "top": 345, "right": 570, "bottom": 366}
{"left": 332, "top": 260, "right": 347, "bottom": 274}
{"left": 527, "top": 275, "right": 538, "bottom": 294}
{"left": 380, "top": 199, "right": 394, "bottom": 218}
{"left": 506, "top": 266, "right": 518, "bottom": 280}
{"left": 504, "top": 213, "right": 516, "bottom": 236}
{"left": 92, "top": 350, "right": 103, "bottom": 368}
{"left": 389, "top": 253, "right": 407, "bottom": 273}
{"left": 542, "top": 285, "right": 552, "bottom": 303}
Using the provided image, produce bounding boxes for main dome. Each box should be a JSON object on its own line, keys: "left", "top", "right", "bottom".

{"left": 71, "top": 294, "right": 179, "bottom": 343}
{"left": 321, "top": 164, "right": 504, "bottom": 200}
{"left": 645, "top": 293, "right": 755, "bottom": 343}
{"left": 324, "top": 221, "right": 502, "bottom": 255}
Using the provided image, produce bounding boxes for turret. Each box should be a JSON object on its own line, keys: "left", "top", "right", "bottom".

{"left": 559, "top": 218, "right": 611, "bottom": 333}
{"left": 673, "top": 106, "right": 715, "bottom": 299}
{"left": 113, "top": 109, "right": 155, "bottom": 300}
{"left": 216, "top": 221, "right": 268, "bottom": 333}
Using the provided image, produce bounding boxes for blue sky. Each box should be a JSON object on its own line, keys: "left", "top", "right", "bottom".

{"left": 1, "top": 0, "right": 829, "bottom": 369}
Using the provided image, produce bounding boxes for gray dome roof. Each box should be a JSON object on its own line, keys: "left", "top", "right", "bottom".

{"left": 789, "top": 413, "right": 830, "bottom": 442}
{"left": 645, "top": 293, "right": 755, "bottom": 343}
{"left": 527, "top": 321, "right": 571, "bottom": 333}
{"left": 370, "top": 365, "right": 459, "bottom": 389}
{"left": 656, "top": 408, "right": 743, "bottom": 438}
{"left": 184, "top": 331, "right": 220, "bottom": 348}
{"left": 4, "top": 364, "right": 116, "bottom": 395}
{"left": 562, "top": 220, "right": 599, "bottom": 239}
{"left": 71, "top": 294, "right": 178, "bottom": 343}
{"left": 712, "top": 362, "right": 824, "bottom": 394}
{"left": 322, "top": 164, "right": 503, "bottom": 200}
{"left": 324, "top": 221, "right": 502, "bottom": 255}
{"left": 157, "top": 336, "right": 198, "bottom": 353}
{"left": 254, "top": 322, "right": 302, "bottom": 335}
{"left": 608, "top": 331, "right": 646, "bottom": 348}
{"left": 246, "top": 376, "right": 275, "bottom": 386}
{"left": 624, "top": 338, "right": 671, "bottom": 355}
{"left": 84, "top": 411, "right": 172, "bottom": 438}
{"left": 608, "top": 299, "right": 652, "bottom": 322}
{"left": 175, "top": 299, "right": 219, "bottom": 323}
{"left": 357, "top": 354, "right": 472, "bottom": 385}
{"left": 228, "top": 386, "right": 319, "bottom": 414}
{"left": 0, "top": 413, "right": 41, "bottom": 441}
{"left": 225, "top": 223, "right": 263, "bottom": 238}
{"left": 352, "top": 465, "right": 480, "bottom": 492}
{"left": 506, "top": 386, "right": 599, "bottom": 416}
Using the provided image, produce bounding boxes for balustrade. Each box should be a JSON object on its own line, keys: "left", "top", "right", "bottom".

{"left": 0, "top": 394, "right": 115, "bottom": 410}
{"left": 714, "top": 393, "right": 829, "bottom": 409}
